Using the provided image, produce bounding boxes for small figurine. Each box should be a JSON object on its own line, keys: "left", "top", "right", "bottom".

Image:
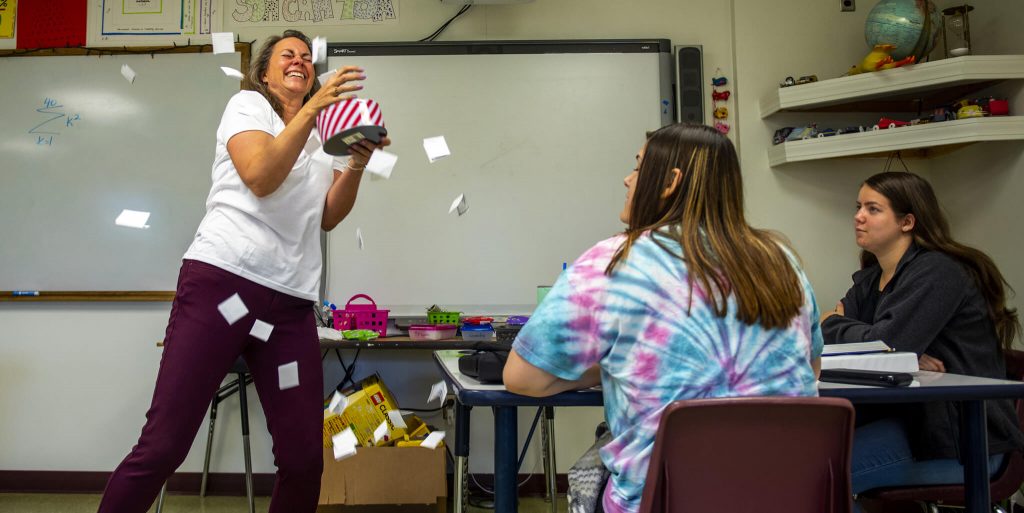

{"left": 846, "top": 44, "right": 916, "bottom": 75}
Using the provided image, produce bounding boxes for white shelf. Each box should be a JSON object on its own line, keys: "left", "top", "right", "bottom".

{"left": 760, "top": 55, "right": 1024, "bottom": 118}
{"left": 767, "top": 117, "right": 1024, "bottom": 167}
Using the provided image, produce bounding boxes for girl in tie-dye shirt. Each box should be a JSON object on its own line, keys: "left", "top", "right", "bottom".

{"left": 504, "top": 124, "right": 823, "bottom": 513}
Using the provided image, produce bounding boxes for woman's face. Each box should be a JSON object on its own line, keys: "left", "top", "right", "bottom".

{"left": 262, "top": 37, "right": 314, "bottom": 102}
{"left": 620, "top": 143, "right": 645, "bottom": 224}
{"left": 854, "top": 184, "right": 910, "bottom": 254}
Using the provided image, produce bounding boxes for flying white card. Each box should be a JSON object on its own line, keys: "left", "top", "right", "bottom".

{"left": 249, "top": 319, "right": 274, "bottom": 342}
{"left": 278, "top": 361, "right": 299, "bottom": 390}
{"left": 120, "top": 64, "right": 136, "bottom": 84}
{"left": 373, "top": 420, "right": 388, "bottom": 444}
{"left": 328, "top": 391, "right": 348, "bottom": 415}
{"left": 423, "top": 136, "right": 451, "bottom": 163}
{"left": 448, "top": 194, "right": 468, "bottom": 216}
{"left": 220, "top": 66, "right": 244, "bottom": 80}
{"left": 212, "top": 32, "right": 235, "bottom": 54}
{"left": 421, "top": 430, "right": 446, "bottom": 449}
{"left": 312, "top": 36, "right": 327, "bottom": 65}
{"left": 217, "top": 293, "right": 249, "bottom": 325}
{"left": 332, "top": 427, "right": 358, "bottom": 461}
{"left": 427, "top": 380, "right": 448, "bottom": 406}
{"left": 115, "top": 209, "right": 150, "bottom": 229}
{"left": 356, "top": 227, "right": 364, "bottom": 250}
{"left": 365, "top": 149, "right": 397, "bottom": 179}
{"left": 387, "top": 410, "right": 407, "bottom": 429}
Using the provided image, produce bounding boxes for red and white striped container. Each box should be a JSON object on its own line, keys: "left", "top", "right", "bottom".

{"left": 316, "top": 98, "right": 387, "bottom": 156}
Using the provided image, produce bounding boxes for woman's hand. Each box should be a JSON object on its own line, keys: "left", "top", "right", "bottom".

{"left": 918, "top": 353, "right": 946, "bottom": 372}
{"left": 346, "top": 137, "right": 393, "bottom": 170}
{"left": 820, "top": 300, "right": 845, "bottom": 323}
{"left": 303, "top": 65, "right": 366, "bottom": 115}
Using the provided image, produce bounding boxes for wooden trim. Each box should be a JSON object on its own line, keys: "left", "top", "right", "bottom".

{"left": 0, "top": 291, "right": 175, "bottom": 302}
{"left": 0, "top": 42, "right": 252, "bottom": 80}
{"left": 0, "top": 470, "right": 567, "bottom": 496}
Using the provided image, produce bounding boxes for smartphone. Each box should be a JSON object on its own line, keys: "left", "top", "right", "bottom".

{"left": 819, "top": 368, "right": 914, "bottom": 387}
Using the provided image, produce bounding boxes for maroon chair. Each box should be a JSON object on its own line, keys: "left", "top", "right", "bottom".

{"left": 861, "top": 350, "right": 1024, "bottom": 513}
{"left": 638, "top": 396, "right": 855, "bottom": 513}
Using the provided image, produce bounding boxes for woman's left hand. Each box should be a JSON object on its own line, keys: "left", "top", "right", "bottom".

{"left": 346, "top": 137, "right": 392, "bottom": 170}
{"left": 918, "top": 353, "right": 946, "bottom": 373}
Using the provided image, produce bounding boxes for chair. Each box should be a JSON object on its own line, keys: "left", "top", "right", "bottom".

{"left": 156, "top": 356, "right": 255, "bottom": 513}
{"left": 637, "top": 396, "right": 855, "bottom": 513}
{"left": 861, "top": 350, "right": 1024, "bottom": 513}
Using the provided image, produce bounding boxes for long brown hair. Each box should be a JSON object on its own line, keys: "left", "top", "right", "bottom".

{"left": 243, "top": 30, "right": 321, "bottom": 117}
{"left": 606, "top": 123, "right": 804, "bottom": 330}
{"left": 861, "top": 171, "right": 1020, "bottom": 350}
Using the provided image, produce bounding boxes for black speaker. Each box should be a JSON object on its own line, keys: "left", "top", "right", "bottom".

{"left": 675, "top": 45, "right": 704, "bottom": 124}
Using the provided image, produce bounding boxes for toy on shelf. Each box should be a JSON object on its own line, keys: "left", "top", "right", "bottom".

{"left": 779, "top": 75, "right": 819, "bottom": 88}
{"left": 846, "top": 44, "right": 916, "bottom": 75}
{"left": 710, "top": 69, "right": 731, "bottom": 135}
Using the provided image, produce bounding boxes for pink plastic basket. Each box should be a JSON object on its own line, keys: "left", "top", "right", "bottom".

{"left": 333, "top": 294, "right": 390, "bottom": 337}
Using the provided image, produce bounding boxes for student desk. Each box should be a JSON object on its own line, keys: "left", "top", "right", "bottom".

{"left": 433, "top": 350, "right": 1024, "bottom": 513}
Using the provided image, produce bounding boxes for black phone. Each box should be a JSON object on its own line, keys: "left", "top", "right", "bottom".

{"left": 819, "top": 368, "right": 914, "bottom": 387}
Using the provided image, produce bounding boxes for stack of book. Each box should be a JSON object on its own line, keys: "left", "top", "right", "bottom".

{"left": 821, "top": 341, "right": 919, "bottom": 373}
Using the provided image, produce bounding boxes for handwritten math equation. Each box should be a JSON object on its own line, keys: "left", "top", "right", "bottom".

{"left": 29, "top": 98, "right": 81, "bottom": 146}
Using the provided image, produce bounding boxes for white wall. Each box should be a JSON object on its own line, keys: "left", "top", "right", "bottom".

{"left": 2, "top": 0, "right": 1021, "bottom": 481}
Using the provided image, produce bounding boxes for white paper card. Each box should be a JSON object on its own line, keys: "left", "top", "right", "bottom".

{"left": 373, "top": 420, "right": 388, "bottom": 444}
{"left": 423, "top": 136, "right": 451, "bottom": 163}
{"left": 217, "top": 293, "right": 249, "bottom": 325}
{"left": 120, "top": 64, "right": 136, "bottom": 84}
{"left": 387, "top": 410, "right": 407, "bottom": 429}
{"left": 356, "top": 227, "right": 364, "bottom": 250}
{"left": 365, "top": 149, "right": 397, "bottom": 179}
{"left": 332, "top": 428, "right": 358, "bottom": 461}
{"left": 448, "top": 194, "right": 468, "bottom": 216}
{"left": 312, "top": 36, "right": 327, "bottom": 65}
{"left": 212, "top": 32, "right": 235, "bottom": 54}
{"left": 278, "top": 361, "right": 299, "bottom": 390}
{"left": 115, "top": 209, "right": 150, "bottom": 229}
{"left": 220, "top": 66, "right": 244, "bottom": 80}
{"left": 328, "top": 391, "right": 348, "bottom": 415}
{"left": 427, "top": 380, "right": 448, "bottom": 406}
{"left": 249, "top": 319, "right": 274, "bottom": 342}
{"left": 421, "top": 430, "right": 446, "bottom": 450}
{"left": 317, "top": 69, "right": 336, "bottom": 85}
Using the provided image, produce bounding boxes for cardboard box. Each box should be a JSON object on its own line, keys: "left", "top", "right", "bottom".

{"left": 317, "top": 445, "right": 446, "bottom": 508}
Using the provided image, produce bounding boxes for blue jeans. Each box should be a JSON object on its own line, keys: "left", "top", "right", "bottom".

{"left": 852, "top": 417, "right": 1005, "bottom": 511}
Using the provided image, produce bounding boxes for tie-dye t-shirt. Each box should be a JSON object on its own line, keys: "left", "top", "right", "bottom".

{"left": 513, "top": 230, "right": 823, "bottom": 513}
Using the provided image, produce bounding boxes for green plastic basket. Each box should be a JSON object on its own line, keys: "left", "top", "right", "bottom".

{"left": 427, "top": 311, "right": 461, "bottom": 325}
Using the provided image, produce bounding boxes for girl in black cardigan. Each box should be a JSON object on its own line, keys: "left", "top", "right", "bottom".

{"left": 821, "top": 171, "right": 1022, "bottom": 503}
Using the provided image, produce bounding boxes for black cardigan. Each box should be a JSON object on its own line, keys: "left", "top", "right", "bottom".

{"left": 822, "top": 244, "right": 1023, "bottom": 460}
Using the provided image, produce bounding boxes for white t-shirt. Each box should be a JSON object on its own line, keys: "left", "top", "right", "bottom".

{"left": 183, "top": 90, "right": 338, "bottom": 301}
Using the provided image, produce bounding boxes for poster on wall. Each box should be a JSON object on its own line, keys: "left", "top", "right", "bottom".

{"left": 229, "top": 0, "right": 398, "bottom": 27}
{"left": 99, "top": 0, "right": 218, "bottom": 37}
{"left": 0, "top": 0, "right": 16, "bottom": 39}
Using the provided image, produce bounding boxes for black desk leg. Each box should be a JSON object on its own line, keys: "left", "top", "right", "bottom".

{"left": 962, "top": 400, "right": 990, "bottom": 513}
{"left": 494, "top": 406, "right": 519, "bottom": 513}
{"left": 454, "top": 401, "right": 472, "bottom": 513}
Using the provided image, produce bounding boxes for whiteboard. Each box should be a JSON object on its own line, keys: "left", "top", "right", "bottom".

{"left": 0, "top": 52, "right": 241, "bottom": 291}
{"left": 324, "top": 40, "right": 672, "bottom": 316}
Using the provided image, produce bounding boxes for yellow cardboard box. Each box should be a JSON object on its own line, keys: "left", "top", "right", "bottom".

{"left": 323, "top": 374, "right": 407, "bottom": 447}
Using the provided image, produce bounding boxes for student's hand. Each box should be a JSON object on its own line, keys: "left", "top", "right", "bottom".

{"left": 346, "top": 137, "right": 392, "bottom": 170}
{"left": 820, "top": 300, "right": 844, "bottom": 323}
{"left": 918, "top": 353, "right": 946, "bottom": 373}
{"left": 305, "top": 66, "right": 366, "bottom": 115}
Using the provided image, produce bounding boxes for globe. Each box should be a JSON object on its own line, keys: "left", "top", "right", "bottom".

{"left": 865, "top": 0, "right": 943, "bottom": 61}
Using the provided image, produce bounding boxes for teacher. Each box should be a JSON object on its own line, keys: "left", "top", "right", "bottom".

{"left": 98, "top": 29, "right": 387, "bottom": 513}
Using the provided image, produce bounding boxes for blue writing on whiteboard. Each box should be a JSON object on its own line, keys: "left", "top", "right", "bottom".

{"left": 29, "top": 98, "right": 79, "bottom": 145}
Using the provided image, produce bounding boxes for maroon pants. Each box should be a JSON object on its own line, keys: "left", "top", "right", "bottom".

{"left": 98, "top": 259, "right": 324, "bottom": 513}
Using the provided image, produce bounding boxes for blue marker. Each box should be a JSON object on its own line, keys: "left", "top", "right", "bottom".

{"left": 562, "top": 262, "right": 567, "bottom": 271}
{"left": 13, "top": 291, "right": 40, "bottom": 296}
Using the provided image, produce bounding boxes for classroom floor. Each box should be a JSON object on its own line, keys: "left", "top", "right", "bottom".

{"left": 0, "top": 493, "right": 567, "bottom": 513}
